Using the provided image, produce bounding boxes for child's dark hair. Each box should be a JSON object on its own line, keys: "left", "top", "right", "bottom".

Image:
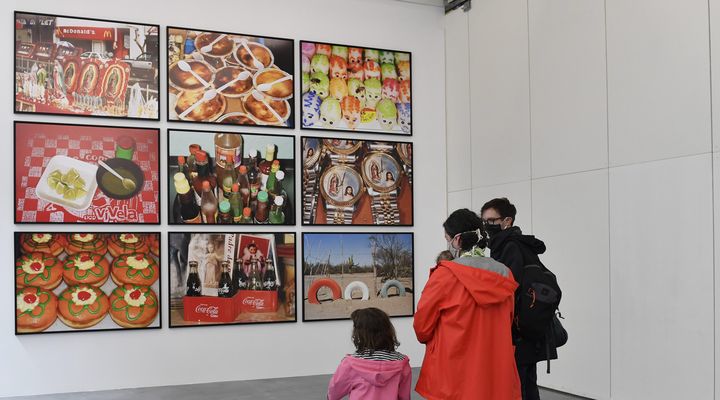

{"left": 443, "top": 208, "right": 486, "bottom": 251}
{"left": 350, "top": 307, "right": 399, "bottom": 353}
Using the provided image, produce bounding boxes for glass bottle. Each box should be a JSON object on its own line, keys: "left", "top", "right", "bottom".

{"left": 115, "top": 136, "right": 135, "bottom": 160}
{"left": 192, "top": 150, "right": 216, "bottom": 196}
{"left": 218, "top": 200, "right": 233, "bottom": 224}
{"left": 187, "top": 144, "right": 201, "bottom": 179}
{"left": 217, "top": 262, "right": 232, "bottom": 298}
{"left": 219, "top": 154, "right": 237, "bottom": 202}
{"left": 231, "top": 259, "right": 247, "bottom": 294}
{"left": 254, "top": 191, "right": 269, "bottom": 224}
{"left": 246, "top": 149, "right": 261, "bottom": 201}
{"left": 214, "top": 133, "right": 243, "bottom": 170}
{"left": 174, "top": 173, "right": 201, "bottom": 224}
{"left": 269, "top": 196, "right": 285, "bottom": 224}
{"left": 200, "top": 180, "right": 218, "bottom": 224}
{"left": 249, "top": 259, "right": 263, "bottom": 291}
{"left": 240, "top": 207, "right": 253, "bottom": 224}
{"left": 237, "top": 165, "right": 251, "bottom": 207}
{"left": 177, "top": 155, "right": 190, "bottom": 182}
{"left": 186, "top": 261, "right": 202, "bottom": 296}
{"left": 262, "top": 258, "right": 277, "bottom": 291}
{"left": 259, "top": 143, "right": 275, "bottom": 189}
{"left": 266, "top": 160, "right": 280, "bottom": 195}
{"left": 229, "top": 183, "right": 243, "bottom": 223}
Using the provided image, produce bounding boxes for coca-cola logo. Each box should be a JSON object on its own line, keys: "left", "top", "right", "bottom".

{"left": 194, "top": 304, "right": 220, "bottom": 318}
{"left": 242, "top": 297, "right": 265, "bottom": 308}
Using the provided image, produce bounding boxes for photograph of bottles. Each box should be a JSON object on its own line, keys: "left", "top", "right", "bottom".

{"left": 168, "top": 232, "right": 296, "bottom": 327}
{"left": 168, "top": 129, "right": 295, "bottom": 225}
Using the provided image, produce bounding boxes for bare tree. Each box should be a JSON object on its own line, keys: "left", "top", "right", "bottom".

{"left": 368, "top": 234, "right": 412, "bottom": 280}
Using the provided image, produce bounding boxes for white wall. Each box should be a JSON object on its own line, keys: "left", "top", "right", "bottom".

{"left": 1, "top": 0, "right": 446, "bottom": 397}
{"left": 446, "top": 1, "right": 718, "bottom": 399}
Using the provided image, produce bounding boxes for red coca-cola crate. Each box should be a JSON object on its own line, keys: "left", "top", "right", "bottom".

{"left": 237, "top": 289, "right": 278, "bottom": 313}
{"left": 183, "top": 293, "right": 241, "bottom": 323}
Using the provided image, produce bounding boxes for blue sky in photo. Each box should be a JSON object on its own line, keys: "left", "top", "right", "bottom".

{"left": 304, "top": 233, "right": 412, "bottom": 266}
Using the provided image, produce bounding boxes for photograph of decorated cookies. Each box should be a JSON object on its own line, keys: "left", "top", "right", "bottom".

{"left": 167, "top": 27, "right": 294, "bottom": 128}
{"left": 15, "top": 232, "right": 161, "bottom": 334}
{"left": 300, "top": 41, "right": 411, "bottom": 135}
{"left": 168, "top": 232, "right": 296, "bottom": 328}
{"left": 14, "top": 122, "right": 160, "bottom": 224}
{"left": 302, "top": 233, "right": 414, "bottom": 322}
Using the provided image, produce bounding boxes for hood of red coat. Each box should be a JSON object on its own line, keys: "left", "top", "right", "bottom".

{"left": 437, "top": 259, "right": 518, "bottom": 305}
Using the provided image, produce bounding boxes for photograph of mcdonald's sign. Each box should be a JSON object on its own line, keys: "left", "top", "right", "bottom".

{"left": 15, "top": 12, "right": 160, "bottom": 121}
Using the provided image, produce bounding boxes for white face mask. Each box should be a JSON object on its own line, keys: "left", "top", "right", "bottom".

{"left": 446, "top": 228, "right": 483, "bottom": 258}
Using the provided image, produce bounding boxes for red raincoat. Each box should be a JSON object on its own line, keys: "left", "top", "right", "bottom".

{"left": 414, "top": 259, "right": 521, "bottom": 400}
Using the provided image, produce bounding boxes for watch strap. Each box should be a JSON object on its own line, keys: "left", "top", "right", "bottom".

{"left": 370, "top": 192, "right": 400, "bottom": 225}
{"left": 325, "top": 204, "right": 354, "bottom": 224}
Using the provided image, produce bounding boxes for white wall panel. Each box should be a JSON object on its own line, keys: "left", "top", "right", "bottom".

{"left": 445, "top": 9, "right": 472, "bottom": 191}
{"left": 606, "top": 0, "right": 711, "bottom": 166}
{"left": 529, "top": 0, "right": 608, "bottom": 178}
{"left": 471, "top": 180, "right": 532, "bottom": 233}
{"left": 711, "top": 0, "right": 720, "bottom": 153}
{"left": 447, "top": 189, "right": 472, "bottom": 214}
{"left": 468, "top": 0, "right": 531, "bottom": 187}
{"left": 532, "top": 170, "right": 610, "bottom": 400}
{"left": 714, "top": 151, "right": 720, "bottom": 399}
{"left": 609, "top": 154, "right": 714, "bottom": 399}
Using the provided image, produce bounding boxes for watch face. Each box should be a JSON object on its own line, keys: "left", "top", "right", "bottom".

{"left": 303, "top": 137, "right": 322, "bottom": 168}
{"left": 397, "top": 143, "right": 412, "bottom": 165}
{"left": 323, "top": 139, "right": 362, "bottom": 155}
{"left": 361, "top": 152, "right": 402, "bottom": 193}
{"left": 319, "top": 165, "right": 364, "bottom": 206}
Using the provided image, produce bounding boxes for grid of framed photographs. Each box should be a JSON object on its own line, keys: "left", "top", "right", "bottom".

{"left": 13, "top": 10, "right": 417, "bottom": 334}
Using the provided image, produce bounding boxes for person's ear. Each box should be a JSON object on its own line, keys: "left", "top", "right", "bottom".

{"left": 453, "top": 235, "right": 462, "bottom": 249}
{"left": 503, "top": 217, "right": 514, "bottom": 229}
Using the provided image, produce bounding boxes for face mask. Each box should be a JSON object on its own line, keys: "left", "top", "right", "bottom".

{"left": 447, "top": 236, "right": 460, "bottom": 259}
{"left": 485, "top": 223, "right": 503, "bottom": 238}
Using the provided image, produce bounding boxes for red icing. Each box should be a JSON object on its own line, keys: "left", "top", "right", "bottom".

{"left": 79, "top": 234, "right": 87, "bottom": 238}
{"left": 23, "top": 294, "right": 37, "bottom": 304}
{"left": 125, "top": 234, "right": 135, "bottom": 239}
{"left": 77, "top": 291, "right": 91, "bottom": 301}
{"left": 134, "top": 255, "right": 145, "bottom": 261}
{"left": 129, "top": 290, "right": 141, "bottom": 300}
{"left": 80, "top": 255, "right": 91, "bottom": 262}
{"left": 30, "top": 262, "right": 42, "bottom": 271}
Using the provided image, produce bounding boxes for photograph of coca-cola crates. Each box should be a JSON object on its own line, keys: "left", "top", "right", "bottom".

{"left": 168, "top": 232, "right": 296, "bottom": 327}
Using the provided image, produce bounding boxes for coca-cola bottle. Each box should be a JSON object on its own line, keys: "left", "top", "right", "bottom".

{"left": 217, "top": 262, "right": 232, "bottom": 298}
{"left": 263, "top": 258, "right": 278, "bottom": 291}
{"left": 186, "top": 261, "right": 202, "bottom": 296}
{"left": 249, "top": 259, "right": 263, "bottom": 291}
{"left": 231, "top": 260, "right": 248, "bottom": 293}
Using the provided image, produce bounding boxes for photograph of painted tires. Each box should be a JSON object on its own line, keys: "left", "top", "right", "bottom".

{"left": 343, "top": 281, "right": 370, "bottom": 301}
{"left": 380, "top": 279, "right": 406, "bottom": 298}
{"left": 307, "top": 278, "right": 342, "bottom": 304}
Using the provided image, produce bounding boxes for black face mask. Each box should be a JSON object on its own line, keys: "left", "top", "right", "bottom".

{"left": 484, "top": 223, "right": 503, "bottom": 238}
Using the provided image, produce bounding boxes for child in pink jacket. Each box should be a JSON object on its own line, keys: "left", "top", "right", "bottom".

{"left": 327, "top": 307, "right": 412, "bottom": 400}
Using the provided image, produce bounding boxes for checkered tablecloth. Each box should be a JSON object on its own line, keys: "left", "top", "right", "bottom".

{"left": 15, "top": 124, "right": 159, "bottom": 223}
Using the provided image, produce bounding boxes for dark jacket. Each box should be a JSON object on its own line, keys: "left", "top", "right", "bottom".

{"left": 488, "top": 226, "right": 558, "bottom": 365}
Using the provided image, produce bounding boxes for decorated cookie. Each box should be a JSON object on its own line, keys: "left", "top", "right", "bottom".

{"left": 341, "top": 96, "right": 362, "bottom": 130}
{"left": 382, "top": 79, "right": 399, "bottom": 102}
{"left": 63, "top": 252, "right": 110, "bottom": 287}
{"left": 302, "top": 91, "right": 323, "bottom": 127}
{"left": 348, "top": 48, "right": 363, "bottom": 70}
{"left": 311, "top": 54, "right": 330, "bottom": 75}
{"left": 320, "top": 98, "right": 342, "bottom": 128}
{"left": 309, "top": 72, "right": 330, "bottom": 99}
{"left": 58, "top": 285, "right": 109, "bottom": 329}
{"left": 16, "top": 252, "right": 62, "bottom": 290}
{"left": 377, "top": 99, "right": 398, "bottom": 131}
{"left": 65, "top": 233, "right": 107, "bottom": 255}
{"left": 381, "top": 63, "right": 397, "bottom": 82}
{"left": 16, "top": 286, "right": 58, "bottom": 333}
{"left": 108, "top": 234, "right": 149, "bottom": 258}
{"left": 111, "top": 253, "right": 159, "bottom": 286}
{"left": 364, "top": 78, "right": 382, "bottom": 109}
{"left": 364, "top": 60, "right": 381, "bottom": 80}
{"left": 109, "top": 284, "right": 159, "bottom": 328}
{"left": 20, "top": 233, "right": 64, "bottom": 256}
{"left": 348, "top": 79, "right": 366, "bottom": 108}
{"left": 329, "top": 56, "right": 347, "bottom": 80}
{"left": 329, "top": 78, "right": 349, "bottom": 101}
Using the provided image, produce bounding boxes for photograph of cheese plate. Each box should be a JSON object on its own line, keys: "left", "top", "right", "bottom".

{"left": 14, "top": 121, "right": 160, "bottom": 224}
{"left": 167, "top": 26, "right": 294, "bottom": 128}
{"left": 14, "top": 11, "right": 160, "bottom": 120}
{"left": 15, "top": 232, "right": 161, "bottom": 335}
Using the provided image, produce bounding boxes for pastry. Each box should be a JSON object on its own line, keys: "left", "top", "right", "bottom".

{"left": 147, "top": 234, "right": 160, "bottom": 257}
{"left": 65, "top": 233, "right": 107, "bottom": 255}
{"left": 108, "top": 233, "right": 149, "bottom": 257}
{"left": 57, "top": 285, "right": 109, "bottom": 329}
{"left": 111, "top": 253, "right": 159, "bottom": 286}
{"left": 20, "top": 233, "right": 64, "bottom": 256}
{"left": 195, "top": 32, "right": 234, "bottom": 57}
{"left": 174, "top": 90, "right": 226, "bottom": 122}
{"left": 235, "top": 42, "right": 273, "bottom": 70}
{"left": 63, "top": 252, "right": 110, "bottom": 287}
{"left": 109, "top": 284, "right": 158, "bottom": 328}
{"left": 16, "top": 286, "right": 58, "bottom": 333}
{"left": 15, "top": 252, "right": 63, "bottom": 290}
{"left": 168, "top": 60, "right": 213, "bottom": 91}
{"left": 243, "top": 94, "right": 289, "bottom": 125}
{"left": 213, "top": 66, "right": 253, "bottom": 97}
{"left": 254, "top": 68, "right": 293, "bottom": 100}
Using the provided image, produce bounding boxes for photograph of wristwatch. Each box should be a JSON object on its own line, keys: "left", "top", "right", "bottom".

{"left": 319, "top": 165, "right": 365, "bottom": 224}
{"left": 302, "top": 137, "right": 323, "bottom": 224}
{"left": 323, "top": 139, "right": 362, "bottom": 165}
{"left": 396, "top": 143, "right": 413, "bottom": 186}
{"left": 361, "top": 151, "right": 403, "bottom": 225}
{"left": 367, "top": 141, "right": 394, "bottom": 152}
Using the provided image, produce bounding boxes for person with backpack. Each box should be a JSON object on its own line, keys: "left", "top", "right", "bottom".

{"left": 481, "top": 197, "right": 561, "bottom": 400}
{"left": 414, "top": 209, "right": 521, "bottom": 400}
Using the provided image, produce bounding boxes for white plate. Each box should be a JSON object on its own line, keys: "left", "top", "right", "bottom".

{"left": 35, "top": 155, "right": 98, "bottom": 211}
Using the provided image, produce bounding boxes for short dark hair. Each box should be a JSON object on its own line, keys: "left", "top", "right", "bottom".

{"left": 350, "top": 307, "right": 399, "bottom": 353}
{"left": 443, "top": 208, "right": 486, "bottom": 251}
{"left": 481, "top": 198, "right": 517, "bottom": 223}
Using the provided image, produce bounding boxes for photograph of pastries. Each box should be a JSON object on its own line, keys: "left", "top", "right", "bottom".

{"left": 300, "top": 41, "right": 411, "bottom": 135}
{"left": 14, "top": 122, "right": 160, "bottom": 224}
{"left": 167, "top": 27, "right": 294, "bottom": 128}
{"left": 15, "top": 233, "right": 161, "bottom": 334}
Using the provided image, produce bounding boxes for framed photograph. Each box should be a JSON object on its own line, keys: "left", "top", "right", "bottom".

{"left": 302, "top": 233, "right": 414, "bottom": 322}
{"left": 167, "top": 27, "right": 294, "bottom": 128}
{"left": 14, "top": 121, "right": 160, "bottom": 224}
{"left": 15, "top": 232, "right": 161, "bottom": 335}
{"left": 301, "top": 136, "right": 413, "bottom": 226}
{"left": 299, "top": 40, "right": 411, "bottom": 135}
{"left": 168, "top": 129, "right": 295, "bottom": 225}
{"left": 168, "top": 232, "right": 297, "bottom": 328}
{"left": 14, "top": 11, "right": 160, "bottom": 120}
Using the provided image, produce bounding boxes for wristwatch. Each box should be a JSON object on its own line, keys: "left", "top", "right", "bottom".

{"left": 319, "top": 165, "right": 364, "bottom": 224}
{"left": 323, "top": 139, "right": 362, "bottom": 165}
{"left": 396, "top": 143, "right": 413, "bottom": 186}
{"left": 361, "top": 151, "right": 404, "bottom": 225}
{"left": 302, "top": 138, "right": 323, "bottom": 224}
{"left": 367, "top": 141, "right": 394, "bottom": 153}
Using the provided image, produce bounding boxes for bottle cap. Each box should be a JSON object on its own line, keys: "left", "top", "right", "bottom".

{"left": 275, "top": 171, "right": 285, "bottom": 181}
{"left": 173, "top": 172, "right": 186, "bottom": 183}
{"left": 174, "top": 177, "right": 191, "bottom": 194}
{"left": 177, "top": 155, "right": 186, "bottom": 165}
{"left": 219, "top": 200, "right": 231, "bottom": 213}
{"left": 232, "top": 183, "right": 239, "bottom": 192}
{"left": 239, "top": 165, "right": 247, "bottom": 174}
{"left": 258, "top": 191, "right": 269, "bottom": 202}
{"left": 195, "top": 150, "right": 208, "bottom": 162}
{"left": 202, "top": 181, "right": 210, "bottom": 191}
{"left": 243, "top": 207, "right": 252, "bottom": 217}
{"left": 117, "top": 136, "right": 135, "bottom": 150}
{"left": 274, "top": 196, "right": 284, "bottom": 206}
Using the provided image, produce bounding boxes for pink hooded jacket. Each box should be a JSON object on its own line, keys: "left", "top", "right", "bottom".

{"left": 327, "top": 355, "right": 412, "bottom": 400}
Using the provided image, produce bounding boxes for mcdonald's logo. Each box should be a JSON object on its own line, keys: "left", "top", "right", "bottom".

{"left": 103, "top": 30, "right": 111, "bottom": 39}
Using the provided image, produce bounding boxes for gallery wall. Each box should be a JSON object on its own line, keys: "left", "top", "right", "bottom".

{"left": 1, "top": 0, "right": 446, "bottom": 397}
{"left": 446, "top": 0, "right": 718, "bottom": 399}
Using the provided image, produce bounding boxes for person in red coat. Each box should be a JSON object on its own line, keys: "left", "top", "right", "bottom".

{"left": 414, "top": 208, "right": 521, "bottom": 400}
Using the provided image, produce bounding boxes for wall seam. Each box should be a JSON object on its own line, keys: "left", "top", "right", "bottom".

{"left": 526, "top": 0, "right": 533, "bottom": 234}
{"left": 707, "top": 0, "right": 717, "bottom": 398}
{"left": 467, "top": 8, "right": 473, "bottom": 209}
{"left": 603, "top": 0, "right": 612, "bottom": 398}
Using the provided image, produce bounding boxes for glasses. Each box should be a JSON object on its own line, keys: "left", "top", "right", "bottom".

{"left": 482, "top": 217, "right": 504, "bottom": 225}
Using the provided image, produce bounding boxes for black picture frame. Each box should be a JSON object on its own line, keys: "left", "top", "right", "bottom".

{"left": 14, "top": 120, "right": 161, "bottom": 225}
{"left": 166, "top": 26, "right": 295, "bottom": 129}
{"left": 167, "top": 231, "right": 297, "bottom": 329}
{"left": 300, "top": 135, "right": 414, "bottom": 226}
{"left": 14, "top": 232, "right": 163, "bottom": 335}
{"left": 301, "top": 232, "right": 416, "bottom": 322}
{"left": 167, "top": 128, "right": 297, "bottom": 225}
{"left": 299, "top": 39, "right": 413, "bottom": 136}
{"left": 14, "top": 11, "right": 161, "bottom": 121}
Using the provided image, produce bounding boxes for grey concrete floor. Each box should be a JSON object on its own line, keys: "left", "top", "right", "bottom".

{"left": 4, "top": 369, "right": 587, "bottom": 399}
